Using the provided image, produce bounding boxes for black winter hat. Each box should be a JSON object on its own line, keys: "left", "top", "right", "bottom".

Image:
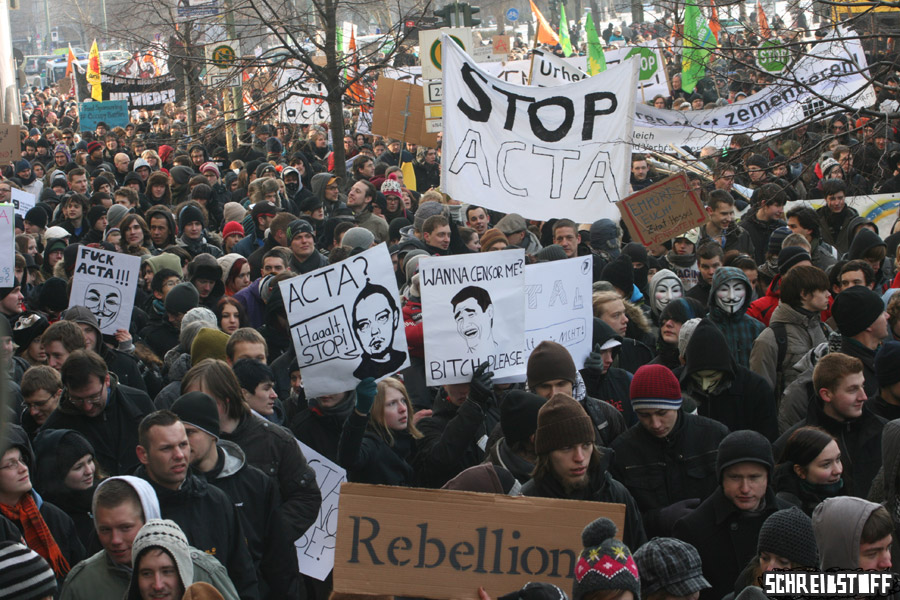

{"left": 716, "top": 429, "right": 774, "bottom": 480}
{"left": 12, "top": 312, "right": 49, "bottom": 350}
{"left": 498, "top": 583, "right": 569, "bottom": 600}
{"left": 601, "top": 254, "right": 634, "bottom": 295}
{"left": 56, "top": 430, "right": 95, "bottom": 475}
{"left": 757, "top": 507, "right": 819, "bottom": 568}
{"left": 38, "top": 278, "right": 68, "bottom": 313}
{"left": 87, "top": 205, "right": 107, "bottom": 229}
{"left": 179, "top": 204, "right": 206, "bottom": 231}
{"left": 24, "top": 206, "right": 47, "bottom": 228}
{"left": 500, "top": 391, "right": 547, "bottom": 445}
{"left": 875, "top": 341, "right": 900, "bottom": 387}
{"left": 778, "top": 246, "right": 812, "bottom": 275}
{"left": 165, "top": 282, "right": 200, "bottom": 314}
{"left": 171, "top": 392, "right": 221, "bottom": 439}
{"left": 0, "top": 277, "right": 20, "bottom": 300}
{"left": 573, "top": 518, "right": 640, "bottom": 600}
{"left": 832, "top": 286, "right": 885, "bottom": 338}
{"left": 169, "top": 165, "right": 194, "bottom": 186}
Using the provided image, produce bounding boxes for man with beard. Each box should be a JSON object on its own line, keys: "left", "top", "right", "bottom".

{"left": 350, "top": 283, "right": 407, "bottom": 380}
{"left": 520, "top": 394, "right": 646, "bottom": 549}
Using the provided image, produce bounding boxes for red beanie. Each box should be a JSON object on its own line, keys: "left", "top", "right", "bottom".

{"left": 222, "top": 221, "right": 244, "bottom": 238}
{"left": 629, "top": 364, "right": 682, "bottom": 411}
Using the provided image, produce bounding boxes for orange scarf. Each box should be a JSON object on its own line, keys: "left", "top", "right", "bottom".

{"left": 0, "top": 493, "right": 71, "bottom": 577}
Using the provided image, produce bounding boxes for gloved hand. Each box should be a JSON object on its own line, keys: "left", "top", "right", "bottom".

{"left": 658, "top": 498, "right": 700, "bottom": 533}
{"left": 469, "top": 361, "right": 494, "bottom": 409}
{"left": 355, "top": 377, "right": 377, "bottom": 415}
{"left": 583, "top": 343, "right": 606, "bottom": 374}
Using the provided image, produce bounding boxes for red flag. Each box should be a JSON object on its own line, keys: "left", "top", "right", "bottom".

{"left": 757, "top": 0, "right": 771, "bottom": 38}
{"left": 709, "top": 0, "right": 721, "bottom": 42}
{"left": 347, "top": 28, "right": 367, "bottom": 105}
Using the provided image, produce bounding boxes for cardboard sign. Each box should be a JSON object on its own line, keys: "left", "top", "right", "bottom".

{"left": 334, "top": 483, "right": 625, "bottom": 599}
{"left": 295, "top": 441, "right": 346, "bottom": 581}
{"left": 78, "top": 100, "right": 130, "bottom": 132}
{"left": 279, "top": 244, "right": 410, "bottom": 398}
{"left": 10, "top": 188, "right": 35, "bottom": 218}
{"left": 617, "top": 173, "right": 707, "bottom": 246}
{"left": 278, "top": 70, "right": 331, "bottom": 125}
{"left": 371, "top": 76, "right": 439, "bottom": 148}
{"left": 0, "top": 205, "right": 15, "bottom": 288}
{"left": 0, "top": 124, "right": 20, "bottom": 163}
{"left": 420, "top": 250, "right": 527, "bottom": 386}
{"left": 68, "top": 245, "right": 141, "bottom": 333}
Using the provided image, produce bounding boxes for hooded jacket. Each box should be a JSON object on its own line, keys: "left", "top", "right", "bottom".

{"left": 337, "top": 410, "right": 418, "bottom": 486}
{"left": 739, "top": 211, "right": 786, "bottom": 265}
{"left": 707, "top": 267, "right": 764, "bottom": 368}
{"left": 647, "top": 269, "right": 685, "bottom": 321}
{"left": 750, "top": 301, "right": 830, "bottom": 394}
{"left": 868, "top": 419, "right": 900, "bottom": 573}
{"left": 312, "top": 172, "right": 347, "bottom": 218}
{"left": 144, "top": 206, "right": 178, "bottom": 250}
{"left": 580, "top": 319, "right": 636, "bottom": 427}
{"left": 290, "top": 391, "right": 356, "bottom": 461}
{"left": 188, "top": 253, "right": 226, "bottom": 308}
{"left": 145, "top": 171, "right": 172, "bottom": 206}
{"left": 813, "top": 496, "right": 881, "bottom": 570}
{"left": 817, "top": 204, "right": 860, "bottom": 256}
{"left": 847, "top": 226, "right": 890, "bottom": 288}
{"left": 679, "top": 319, "right": 778, "bottom": 441}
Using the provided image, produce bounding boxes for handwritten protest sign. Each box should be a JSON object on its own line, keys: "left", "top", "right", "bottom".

{"left": 617, "top": 173, "right": 707, "bottom": 246}
{"left": 0, "top": 205, "right": 15, "bottom": 288}
{"left": 78, "top": 100, "right": 130, "bottom": 131}
{"left": 372, "top": 76, "right": 440, "bottom": 148}
{"left": 420, "top": 250, "right": 526, "bottom": 386}
{"left": 68, "top": 246, "right": 141, "bottom": 334}
{"left": 295, "top": 441, "right": 346, "bottom": 581}
{"left": 0, "top": 124, "right": 19, "bottom": 163}
{"left": 334, "top": 483, "right": 625, "bottom": 599}
{"left": 524, "top": 256, "right": 594, "bottom": 370}
{"left": 279, "top": 244, "right": 409, "bottom": 398}
{"left": 10, "top": 189, "right": 35, "bottom": 218}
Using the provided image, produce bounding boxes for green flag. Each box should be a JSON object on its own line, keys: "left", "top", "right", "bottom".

{"left": 336, "top": 27, "right": 344, "bottom": 54}
{"left": 681, "top": 0, "right": 714, "bottom": 93}
{"left": 558, "top": 4, "right": 573, "bottom": 57}
{"left": 585, "top": 11, "right": 606, "bottom": 74}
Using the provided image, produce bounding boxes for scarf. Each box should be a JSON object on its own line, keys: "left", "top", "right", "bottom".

{"left": 0, "top": 494, "right": 71, "bottom": 577}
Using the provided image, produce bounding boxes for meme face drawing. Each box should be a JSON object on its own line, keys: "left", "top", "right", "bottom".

{"left": 451, "top": 286, "right": 497, "bottom": 354}
{"left": 84, "top": 283, "right": 122, "bottom": 329}
{"left": 351, "top": 283, "right": 407, "bottom": 380}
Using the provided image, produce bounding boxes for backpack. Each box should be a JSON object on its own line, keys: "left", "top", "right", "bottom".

{"left": 771, "top": 320, "right": 829, "bottom": 396}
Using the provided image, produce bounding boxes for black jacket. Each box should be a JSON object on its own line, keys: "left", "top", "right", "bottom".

{"left": 99, "top": 345, "right": 147, "bottom": 393}
{"left": 521, "top": 449, "right": 647, "bottom": 550}
{"left": 611, "top": 412, "right": 728, "bottom": 537}
{"left": 337, "top": 410, "right": 417, "bottom": 486}
{"left": 739, "top": 212, "right": 787, "bottom": 265}
{"left": 774, "top": 397, "right": 885, "bottom": 498}
{"left": 139, "top": 318, "right": 180, "bottom": 360}
{"left": 137, "top": 467, "right": 260, "bottom": 600}
{"left": 290, "top": 401, "right": 352, "bottom": 462}
{"left": 221, "top": 413, "right": 322, "bottom": 544}
{"left": 42, "top": 377, "right": 155, "bottom": 476}
{"left": 840, "top": 336, "right": 879, "bottom": 399}
{"left": 672, "top": 486, "right": 787, "bottom": 600}
{"left": 771, "top": 462, "right": 847, "bottom": 516}
{"left": 414, "top": 393, "right": 501, "bottom": 488}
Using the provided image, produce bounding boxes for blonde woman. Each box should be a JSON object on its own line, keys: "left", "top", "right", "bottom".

{"left": 337, "top": 377, "right": 422, "bottom": 486}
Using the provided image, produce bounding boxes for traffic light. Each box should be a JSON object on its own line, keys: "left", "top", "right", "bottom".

{"left": 464, "top": 4, "right": 481, "bottom": 26}
{"left": 434, "top": 4, "right": 455, "bottom": 27}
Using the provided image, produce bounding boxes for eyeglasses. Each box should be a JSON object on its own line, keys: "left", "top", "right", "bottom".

{"left": 67, "top": 387, "right": 106, "bottom": 407}
{"left": 326, "top": 185, "right": 339, "bottom": 190}
{"left": 0, "top": 457, "right": 27, "bottom": 471}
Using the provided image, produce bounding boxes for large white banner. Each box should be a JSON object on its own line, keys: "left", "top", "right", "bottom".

{"left": 420, "top": 250, "right": 527, "bottom": 386}
{"left": 441, "top": 36, "right": 638, "bottom": 223}
{"left": 530, "top": 44, "right": 668, "bottom": 98}
{"left": 68, "top": 246, "right": 140, "bottom": 334}
{"left": 279, "top": 244, "right": 409, "bottom": 398}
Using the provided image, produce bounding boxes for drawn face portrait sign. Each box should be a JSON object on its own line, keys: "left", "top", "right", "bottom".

{"left": 420, "top": 250, "right": 527, "bottom": 386}
{"left": 68, "top": 246, "right": 140, "bottom": 334}
{"left": 279, "top": 244, "right": 409, "bottom": 398}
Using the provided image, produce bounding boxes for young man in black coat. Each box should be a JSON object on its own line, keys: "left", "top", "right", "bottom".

{"left": 672, "top": 430, "right": 788, "bottom": 600}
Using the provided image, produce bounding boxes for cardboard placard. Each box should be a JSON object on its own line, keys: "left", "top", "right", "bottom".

{"left": 68, "top": 245, "right": 141, "bottom": 334}
{"left": 372, "top": 76, "right": 439, "bottom": 148}
{"left": 617, "top": 173, "right": 707, "bottom": 246}
{"left": 295, "top": 440, "right": 346, "bottom": 581}
{"left": 334, "top": 483, "right": 625, "bottom": 599}
{"left": 78, "top": 100, "right": 130, "bottom": 132}
{"left": 0, "top": 124, "right": 20, "bottom": 163}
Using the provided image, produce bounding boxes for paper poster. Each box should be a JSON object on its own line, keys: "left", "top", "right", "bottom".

{"left": 279, "top": 244, "right": 410, "bottom": 398}
{"left": 295, "top": 440, "right": 346, "bottom": 581}
{"left": 524, "top": 256, "right": 594, "bottom": 371}
{"left": 0, "top": 205, "right": 15, "bottom": 288}
{"left": 617, "top": 173, "right": 707, "bottom": 246}
{"left": 78, "top": 100, "right": 130, "bottom": 131}
{"left": 68, "top": 245, "right": 141, "bottom": 334}
{"left": 420, "top": 250, "right": 527, "bottom": 386}
{"left": 10, "top": 188, "right": 35, "bottom": 218}
{"left": 440, "top": 37, "right": 638, "bottom": 223}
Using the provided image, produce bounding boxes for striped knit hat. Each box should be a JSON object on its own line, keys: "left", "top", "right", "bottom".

{"left": 630, "top": 365, "right": 682, "bottom": 411}
{"left": 0, "top": 542, "right": 57, "bottom": 600}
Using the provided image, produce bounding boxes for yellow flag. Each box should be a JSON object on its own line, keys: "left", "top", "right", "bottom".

{"left": 401, "top": 160, "right": 417, "bottom": 193}
{"left": 87, "top": 40, "right": 102, "bottom": 101}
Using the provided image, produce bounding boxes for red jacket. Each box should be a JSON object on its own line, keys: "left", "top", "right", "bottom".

{"left": 747, "top": 275, "right": 833, "bottom": 327}
{"left": 403, "top": 299, "right": 423, "bottom": 358}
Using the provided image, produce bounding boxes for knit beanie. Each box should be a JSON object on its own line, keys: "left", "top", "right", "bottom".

{"left": 573, "top": 518, "right": 640, "bottom": 600}
{"left": 179, "top": 204, "right": 206, "bottom": 231}
{"left": 0, "top": 541, "right": 57, "bottom": 600}
{"left": 832, "top": 286, "right": 885, "bottom": 338}
{"left": 130, "top": 519, "right": 193, "bottom": 588}
{"left": 222, "top": 221, "right": 244, "bottom": 239}
{"left": 777, "top": 246, "right": 812, "bottom": 275}
{"left": 171, "top": 392, "right": 221, "bottom": 439}
{"left": 106, "top": 204, "right": 130, "bottom": 229}
{"left": 757, "top": 507, "right": 819, "bottom": 568}
{"left": 86, "top": 140, "right": 103, "bottom": 154}
{"left": 342, "top": 227, "right": 375, "bottom": 250}
{"left": 56, "top": 431, "right": 94, "bottom": 475}
{"left": 170, "top": 166, "right": 194, "bottom": 186}
{"left": 86, "top": 205, "right": 108, "bottom": 229}
{"left": 500, "top": 390, "right": 547, "bottom": 445}
{"left": 286, "top": 219, "right": 314, "bottom": 242}
{"left": 165, "top": 282, "right": 200, "bottom": 315}
{"left": 188, "top": 254, "right": 222, "bottom": 284}
{"left": 527, "top": 340, "right": 577, "bottom": 388}
{"left": 534, "top": 394, "right": 595, "bottom": 455}
{"left": 199, "top": 162, "right": 220, "bottom": 177}
{"left": 716, "top": 430, "right": 774, "bottom": 480}
{"left": 498, "top": 583, "right": 568, "bottom": 600}
{"left": 38, "top": 278, "right": 68, "bottom": 313}
{"left": 11, "top": 313, "right": 49, "bottom": 350}
{"left": 480, "top": 229, "right": 509, "bottom": 252}
{"left": 535, "top": 244, "right": 568, "bottom": 262}
{"left": 24, "top": 206, "right": 48, "bottom": 229}
{"left": 404, "top": 252, "right": 428, "bottom": 284}
{"left": 875, "top": 341, "right": 900, "bottom": 387}
{"left": 413, "top": 201, "right": 447, "bottom": 233}
{"left": 182, "top": 306, "right": 217, "bottom": 329}
{"left": 146, "top": 252, "right": 182, "bottom": 276}
{"left": 767, "top": 226, "right": 792, "bottom": 254}
{"left": 381, "top": 179, "right": 403, "bottom": 198}
{"left": 634, "top": 537, "right": 710, "bottom": 598}
{"left": 222, "top": 202, "right": 246, "bottom": 225}
{"left": 190, "top": 328, "right": 230, "bottom": 366}
{"left": 602, "top": 254, "right": 634, "bottom": 294}
{"left": 677, "top": 318, "right": 702, "bottom": 358}
{"left": 630, "top": 365, "right": 683, "bottom": 411}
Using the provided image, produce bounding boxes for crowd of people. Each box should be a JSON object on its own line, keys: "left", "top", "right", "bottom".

{"left": 1, "top": 28, "right": 900, "bottom": 600}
